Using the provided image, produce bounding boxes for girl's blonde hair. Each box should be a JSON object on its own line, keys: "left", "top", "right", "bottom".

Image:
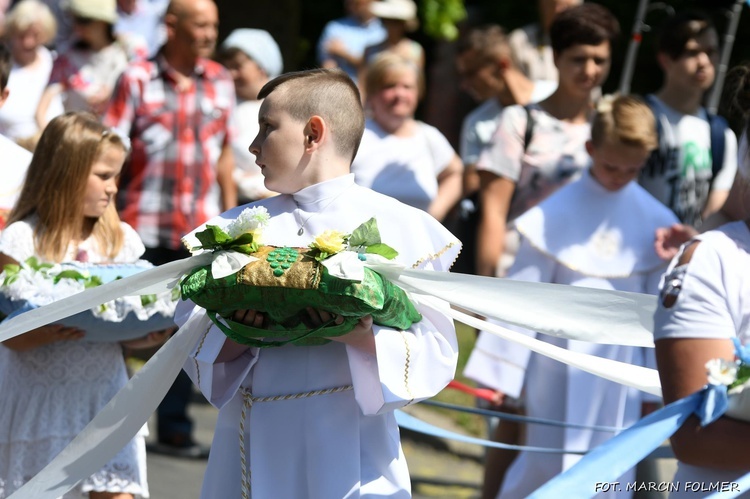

{"left": 590, "top": 94, "right": 658, "bottom": 151}
{"left": 8, "top": 112, "right": 128, "bottom": 262}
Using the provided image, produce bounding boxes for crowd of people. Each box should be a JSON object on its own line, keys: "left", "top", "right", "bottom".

{"left": 0, "top": 0, "right": 747, "bottom": 497}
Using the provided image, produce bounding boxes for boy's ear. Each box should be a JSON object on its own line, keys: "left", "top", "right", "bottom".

{"left": 303, "top": 115, "right": 327, "bottom": 151}
{"left": 585, "top": 140, "right": 595, "bottom": 156}
{"left": 0, "top": 88, "right": 8, "bottom": 109}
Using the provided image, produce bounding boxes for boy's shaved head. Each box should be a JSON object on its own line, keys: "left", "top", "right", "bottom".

{"left": 258, "top": 68, "right": 365, "bottom": 162}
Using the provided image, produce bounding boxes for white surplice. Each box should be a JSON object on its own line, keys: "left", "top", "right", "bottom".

{"left": 178, "top": 174, "right": 461, "bottom": 499}
{"left": 464, "top": 170, "right": 678, "bottom": 499}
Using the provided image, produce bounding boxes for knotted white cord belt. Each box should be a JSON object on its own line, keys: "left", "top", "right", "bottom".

{"left": 237, "top": 384, "right": 354, "bottom": 499}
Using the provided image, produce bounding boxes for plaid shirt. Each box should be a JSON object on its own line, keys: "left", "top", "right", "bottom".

{"left": 104, "top": 54, "right": 236, "bottom": 250}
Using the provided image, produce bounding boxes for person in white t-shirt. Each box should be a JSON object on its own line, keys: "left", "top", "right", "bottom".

{"left": 640, "top": 11, "right": 738, "bottom": 229}
{"left": 218, "top": 28, "right": 283, "bottom": 204}
{"left": 453, "top": 25, "right": 556, "bottom": 275}
{"left": 0, "top": 0, "right": 61, "bottom": 150}
{"left": 654, "top": 138, "right": 750, "bottom": 497}
{"left": 653, "top": 62, "right": 750, "bottom": 498}
{"left": 351, "top": 52, "right": 463, "bottom": 222}
{"left": 456, "top": 24, "right": 556, "bottom": 201}
{"left": 0, "top": 44, "right": 33, "bottom": 229}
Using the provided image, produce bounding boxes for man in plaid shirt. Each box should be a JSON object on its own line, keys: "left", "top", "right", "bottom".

{"left": 105, "top": 0, "right": 236, "bottom": 256}
{"left": 104, "top": 0, "right": 236, "bottom": 458}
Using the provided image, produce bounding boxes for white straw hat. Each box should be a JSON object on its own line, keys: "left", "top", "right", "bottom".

{"left": 370, "top": 0, "right": 419, "bottom": 30}
{"left": 65, "top": 0, "right": 117, "bottom": 24}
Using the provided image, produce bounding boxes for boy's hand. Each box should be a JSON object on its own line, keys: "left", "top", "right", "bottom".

{"left": 325, "top": 314, "right": 375, "bottom": 355}
{"left": 230, "top": 308, "right": 376, "bottom": 354}
{"left": 232, "top": 309, "right": 267, "bottom": 329}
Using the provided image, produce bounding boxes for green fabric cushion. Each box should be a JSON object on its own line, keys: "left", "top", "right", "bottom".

{"left": 181, "top": 246, "right": 422, "bottom": 347}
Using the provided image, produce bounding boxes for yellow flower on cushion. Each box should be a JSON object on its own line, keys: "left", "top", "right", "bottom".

{"left": 249, "top": 228, "right": 264, "bottom": 246}
{"left": 312, "top": 230, "right": 347, "bottom": 254}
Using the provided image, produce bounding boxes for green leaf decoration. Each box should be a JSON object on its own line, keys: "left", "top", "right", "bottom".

{"left": 2, "top": 263, "right": 20, "bottom": 285}
{"left": 365, "top": 243, "right": 398, "bottom": 260}
{"left": 53, "top": 269, "right": 87, "bottom": 284}
{"left": 141, "top": 294, "right": 157, "bottom": 307}
{"left": 85, "top": 276, "right": 103, "bottom": 289}
{"left": 348, "top": 218, "right": 381, "bottom": 248}
{"left": 194, "top": 225, "right": 233, "bottom": 249}
{"left": 232, "top": 241, "right": 260, "bottom": 255}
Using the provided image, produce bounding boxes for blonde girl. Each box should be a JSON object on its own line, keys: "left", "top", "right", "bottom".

{"left": 0, "top": 112, "right": 154, "bottom": 498}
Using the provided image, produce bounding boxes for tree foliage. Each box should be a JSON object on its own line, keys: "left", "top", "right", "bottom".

{"left": 421, "top": 0, "right": 468, "bottom": 40}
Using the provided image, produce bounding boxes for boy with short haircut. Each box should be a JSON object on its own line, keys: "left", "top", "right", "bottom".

{"left": 639, "top": 11, "right": 738, "bottom": 228}
{"left": 466, "top": 95, "right": 678, "bottom": 498}
{"left": 179, "top": 68, "right": 461, "bottom": 498}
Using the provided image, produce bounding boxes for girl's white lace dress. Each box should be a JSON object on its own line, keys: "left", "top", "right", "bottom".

{"left": 0, "top": 219, "right": 149, "bottom": 498}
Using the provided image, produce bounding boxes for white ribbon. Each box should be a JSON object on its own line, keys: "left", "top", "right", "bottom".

{"left": 370, "top": 263, "right": 656, "bottom": 347}
{"left": 322, "top": 252, "right": 404, "bottom": 281}
{"left": 8, "top": 311, "right": 211, "bottom": 498}
{"left": 418, "top": 296, "right": 661, "bottom": 397}
{"left": 210, "top": 250, "right": 257, "bottom": 279}
{"left": 0, "top": 260, "right": 663, "bottom": 498}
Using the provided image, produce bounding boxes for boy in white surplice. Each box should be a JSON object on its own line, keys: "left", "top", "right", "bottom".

{"left": 464, "top": 95, "right": 679, "bottom": 498}
{"left": 178, "top": 68, "right": 461, "bottom": 498}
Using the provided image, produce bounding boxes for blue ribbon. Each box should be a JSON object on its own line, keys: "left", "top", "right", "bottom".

{"left": 395, "top": 410, "right": 588, "bottom": 454}
{"left": 420, "top": 399, "right": 624, "bottom": 433}
{"left": 528, "top": 387, "right": 747, "bottom": 498}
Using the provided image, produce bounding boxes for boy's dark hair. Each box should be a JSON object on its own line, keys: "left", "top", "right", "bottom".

{"left": 550, "top": 3, "right": 620, "bottom": 54}
{"left": 258, "top": 68, "right": 365, "bottom": 162}
{"left": 0, "top": 44, "right": 11, "bottom": 91}
{"left": 656, "top": 11, "right": 715, "bottom": 60}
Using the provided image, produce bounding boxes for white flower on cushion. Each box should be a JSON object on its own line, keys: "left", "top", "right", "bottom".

{"left": 706, "top": 358, "right": 738, "bottom": 386}
{"left": 4, "top": 270, "right": 85, "bottom": 305}
{"left": 225, "top": 206, "right": 270, "bottom": 239}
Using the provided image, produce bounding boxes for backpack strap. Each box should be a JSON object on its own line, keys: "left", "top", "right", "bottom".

{"left": 522, "top": 104, "right": 536, "bottom": 153}
{"left": 644, "top": 94, "right": 664, "bottom": 147}
{"left": 642, "top": 94, "right": 668, "bottom": 177}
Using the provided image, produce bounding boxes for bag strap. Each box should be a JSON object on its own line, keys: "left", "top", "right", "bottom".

{"left": 522, "top": 104, "right": 536, "bottom": 153}
{"left": 642, "top": 94, "right": 667, "bottom": 177}
{"left": 707, "top": 112, "right": 728, "bottom": 180}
